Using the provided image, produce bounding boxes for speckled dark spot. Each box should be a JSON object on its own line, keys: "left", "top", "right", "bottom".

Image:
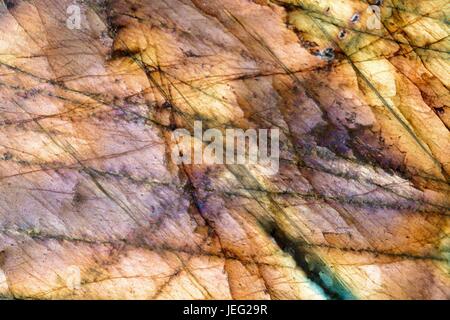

{"left": 351, "top": 13, "right": 360, "bottom": 23}
{"left": 338, "top": 30, "right": 347, "bottom": 39}
{"left": 435, "top": 107, "right": 445, "bottom": 114}
{"left": 4, "top": 0, "right": 17, "bottom": 10}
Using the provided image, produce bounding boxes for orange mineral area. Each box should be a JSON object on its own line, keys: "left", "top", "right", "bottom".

{"left": 0, "top": 0, "right": 448, "bottom": 299}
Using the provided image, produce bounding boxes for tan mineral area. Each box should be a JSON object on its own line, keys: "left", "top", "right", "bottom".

{"left": 0, "top": 0, "right": 449, "bottom": 299}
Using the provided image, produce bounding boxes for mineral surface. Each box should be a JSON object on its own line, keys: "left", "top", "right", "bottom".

{"left": 0, "top": 0, "right": 449, "bottom": 299}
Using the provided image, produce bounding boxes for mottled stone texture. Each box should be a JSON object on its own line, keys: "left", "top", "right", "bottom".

{"left": 0, "top": 0, "right": 449, "bottom": 299}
